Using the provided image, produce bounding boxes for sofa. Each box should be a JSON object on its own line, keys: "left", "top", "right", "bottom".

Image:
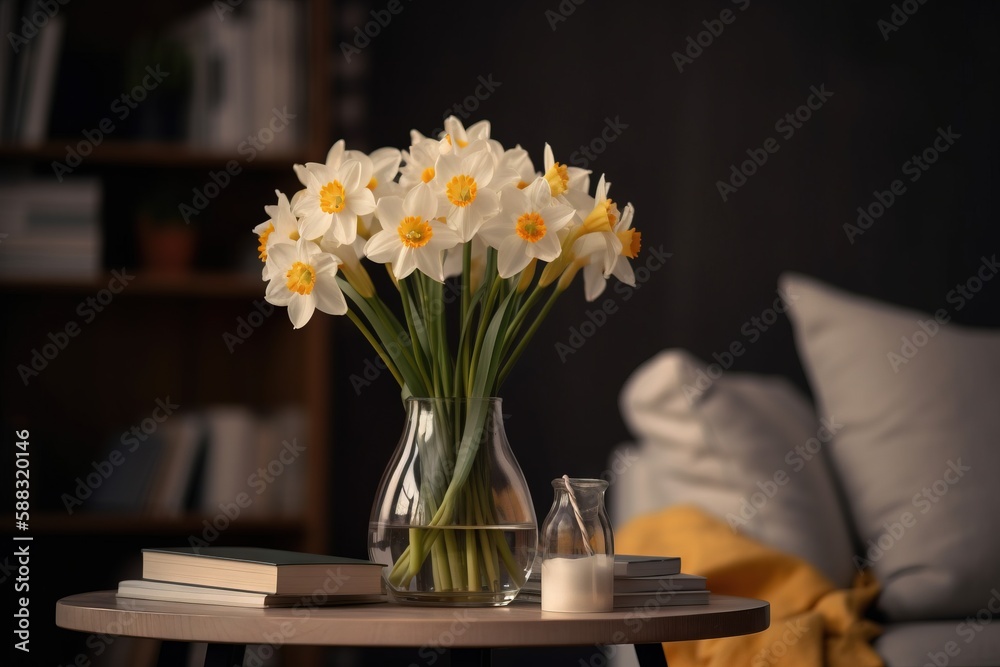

{"left": 610, "top": 272, "right": 1000, "bottom": 667}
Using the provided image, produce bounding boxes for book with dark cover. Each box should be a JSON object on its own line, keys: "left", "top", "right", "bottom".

{"left": 613, "top": 555, "right": 681, "bottom": 578}
{"left": 142, "top": 547, "right": 385, "bottom": 595}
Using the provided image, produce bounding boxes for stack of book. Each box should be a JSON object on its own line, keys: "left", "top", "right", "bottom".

{"left": 518, "top": 554, "right": 709, "bottom": 609}
{"left": 117, "top": 547, "right": 386, "bottom": 608}
{"left": 0, "top": 178, "right": 101, "bottom": 279}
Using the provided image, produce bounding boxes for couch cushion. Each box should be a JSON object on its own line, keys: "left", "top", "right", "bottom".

{"left": 781, "top": 272, "right": 1000, "bottom": 621}
{"left": 876, "top": 613, "right": 1000, "bottom": 667}
{"left": 618, "top": 349, "right": 856, "bottom": 587}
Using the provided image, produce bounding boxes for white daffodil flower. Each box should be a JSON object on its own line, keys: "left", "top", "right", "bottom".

{"left": 400, "top": 137, "right": 447, "bottom": 188}
{"left": 291, "top": 159, "right": 376, "bottom": 244}
{"left": 542, "top": 143, "right": 591, "bottom": 198}
{"left": 478, "top": 177, "right": 576, "bottom": 278}
{"left": 431, "top": 144, "right": 501, "bottom": 242}
{"left": 443, "top": 116, "right": 491, "bottom": 156}
{"left": 578, "top": 202, "right": 639, "bottom": 301}
{"left": 254, "top": 190, "right": 300, "bottom": 280}
{"left": 265, "top": 238, "right": 348, "bottom": 329}
{"left": 571, "top": 174, "right": 623, "bottom": 274}
{"left": 364, "top": 183, "right": 461, "bottom": 282}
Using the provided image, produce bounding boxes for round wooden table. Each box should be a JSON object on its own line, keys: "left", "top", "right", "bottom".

{"left": 57, "top": 591, "right": 769, "bottom": 666}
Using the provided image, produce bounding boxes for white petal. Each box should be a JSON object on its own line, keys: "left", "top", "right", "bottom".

{"left": 434, "top": 153, "right": 461, "bottom": 182}
{"left": 363, "top": 230, "right": 400, "bottom": 263}
{"left": 325, "top": 140, "right": 345, "bottom": 168}
{"left": 612, "top": 257, "right": 636, "bottom": 286}
{"left": 544, "top": 143, "right": 555, "bottom": 170}
{"left": 405, "top": 183, "right": 437, "bottom": 222}
{"left": 287, "top": 294, "right": 316, "bottom": 329}
{"left": 539, "top": 204, "right": 576, "bottom": 233}
{"left": 528, "top": 233, "right": 561, "bottom": 261}
{"left": 477, "top": 215, "right": 511, "bottom": 248}
{"left": 394, "top": 249, "right": 417, "bottom": 279}
{"left": 583, "top": 263, "right": 607, "bottom": 302}
{"left": 314, "top": 279, "right": 348, "bottom": 316}
{"left": 340, "top": 160, "right": 363, "bottom": 192}
{"left": 525, "top": 178, "right": 552, "bottom": 210}
{"left": 346, "top": 187, "right": 376, "bottom": 216}
{"left": 376, "top": 197, "right": 405, "bottom": 228}
{"left": 499, "top": 186, "right": 529, "bottom": 216}
{"left": 413, "top": 247, "right": 445, "bottom": 282}
{"left": 466, "top": 150, "right": 495, "bottom": 186}
{"left": 329, "top": 211, "right": 357, "bottom": 245}
{"left": 497, "top": 236, "right": 529, "bottom": 279}
{"left": 298, "top": 207, "right": 332, "bottom": 241}
{"left": 425, "top": 223, "right": 462, "bottom": 251}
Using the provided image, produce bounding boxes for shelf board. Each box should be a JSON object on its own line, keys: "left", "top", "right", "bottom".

{"left": 2, "top": 512, "right": 307, "bottom": 536}
{"left": 0, "top": 141, "right": 312, "bottom": 169}
{"left": 0, "top": 271, "right": 265, "bottom": 298}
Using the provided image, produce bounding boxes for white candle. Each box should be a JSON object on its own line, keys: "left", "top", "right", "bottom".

{"left": 540, "top": 554, "right": 614, "bottom": 612}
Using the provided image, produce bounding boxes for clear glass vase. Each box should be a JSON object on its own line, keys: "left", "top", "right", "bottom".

{"left": 539, "top": 478, "right": 615, "bottom": 612}
{"left": 368, "top": 397, "right": 537, "bottom": 606}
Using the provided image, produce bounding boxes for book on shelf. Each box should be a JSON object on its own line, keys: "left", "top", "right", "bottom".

{"left": 0, "top": 178, "right": 101, "bottom": 279}
{"left": 1, "top": 0, "right": 65, "bottom": 141}
{"left": 141, "top": 546, "right": 385, "bottom": 596}
{"left": 116, "top": 579, "right": 386, "bottom": 608}
{"left": 613, "top": 554, "right": 681, "bottom": 578}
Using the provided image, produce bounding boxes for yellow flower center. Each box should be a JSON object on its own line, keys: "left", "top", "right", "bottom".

{"left": 289, "top": 229, "right": 300, "bottom": 241}
{"left": 421, "top": 166, "right": 436, "bottom": 183}
{"left": 618, "top": 229, "right": 642, "bottom": 259}
{"left": 397, "top": 216, "right": 434, "bottom": 248}
{"left": 446, "top": 174, "right": 478, "bottom": 207}
{"left": 515, "top": 212, "right": 547, "bottom": 243}
{"left": 516, "top": 180, "right": 530, "bottom": 190}
{"left": 319, "top": 180, "right": 347, "bottom": 214}
{"left": 582, "top": 199, "right": 616, "bottom": 234}
{"left": 257, "top": 223, "right": 274, "bottom": 261}
{"left": 367, "top": 176, "right": 378, "bottom": 190}
{"left": 285, "top": 261, "right": 317, "bottom": 295}
{"left": 544, "top": 162, "right": 569, "bottom": 196}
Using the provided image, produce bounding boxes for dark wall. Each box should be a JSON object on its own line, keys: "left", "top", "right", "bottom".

{"left": 330, "top": 0, "right": 1000, "bottom": 559}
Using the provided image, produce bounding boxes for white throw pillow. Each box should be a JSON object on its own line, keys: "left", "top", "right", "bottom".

{"left": 781, "top": 272, "right": 1000, "bottom": 620}
{"left": 618, "top": 349, "right": 856, "bottom": 588}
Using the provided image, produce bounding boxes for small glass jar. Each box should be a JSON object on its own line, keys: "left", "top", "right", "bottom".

{"left": 538, "top": 478, "right": 614, "bottom": 612}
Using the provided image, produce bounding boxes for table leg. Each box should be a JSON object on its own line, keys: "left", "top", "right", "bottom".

{"left": 204, "top": 643, "right": 247, "bottom": 667}
{"left": 634, "top": 643, "right": 668, "bottom": 667}
{"left": 450, "top": 647, "right": 492, "bottom": 666}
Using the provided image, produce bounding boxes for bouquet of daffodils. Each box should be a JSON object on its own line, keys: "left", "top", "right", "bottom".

{"left": 254, "top": 117, "right": 641, "bottom": 593}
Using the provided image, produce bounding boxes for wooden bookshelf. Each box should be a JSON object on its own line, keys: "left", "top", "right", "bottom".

{"left": 0, "top": 2, "right": 336, "bottom": 666}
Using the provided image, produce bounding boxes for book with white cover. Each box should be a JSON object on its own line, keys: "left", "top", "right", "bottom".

{"left": 199, "top": 406, "right": 259, "bottom": 515}
{"left": 117, "top": 579, "right": 385, "bottom": 608}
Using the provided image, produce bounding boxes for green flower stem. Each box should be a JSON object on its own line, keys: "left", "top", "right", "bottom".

{"left": 500, "top": 283, "right": 548, "bottom": 358}
{"left": 398, "top": 279, "right": 434, "bottom": 393}
{"left": 345, "top": 310, "right": 404, "bottom": 389}
{"left": 468, "top": 276, "right": 503, "bottom": 396}
{"left": 498, "top": 287, "right": 563, "bottom": 387}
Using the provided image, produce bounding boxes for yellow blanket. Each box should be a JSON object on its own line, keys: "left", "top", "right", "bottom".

{"left": 616, "top": 505, "right": 883, "bottom": 667}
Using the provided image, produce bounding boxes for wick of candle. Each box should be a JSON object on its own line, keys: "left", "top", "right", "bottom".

{"left": 562, "top": 474, "right": 594, "bottom": 556}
